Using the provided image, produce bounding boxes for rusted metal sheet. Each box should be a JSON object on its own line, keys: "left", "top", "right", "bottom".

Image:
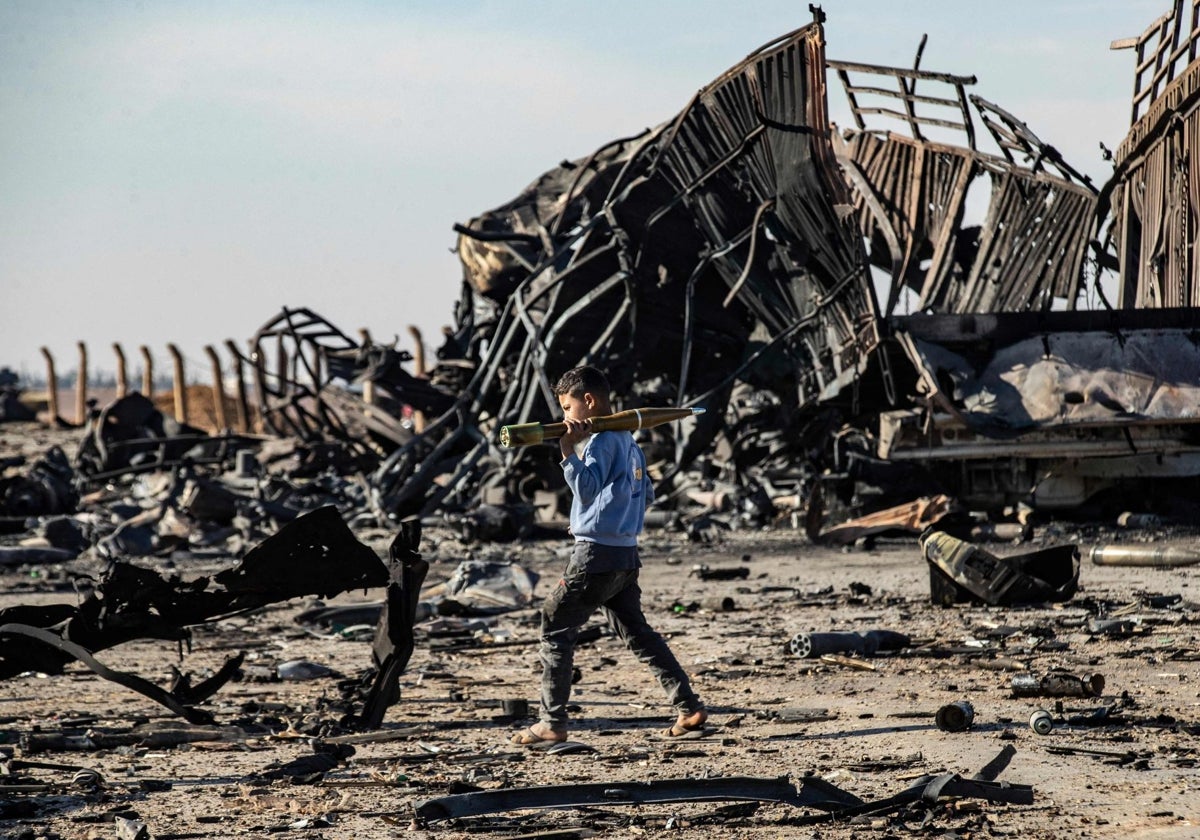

{"left": 830, "top": 57, "right": 1097, "bottom": 316}
{"left": 1107, "top": 0, "right": 1200, "bottom": 307}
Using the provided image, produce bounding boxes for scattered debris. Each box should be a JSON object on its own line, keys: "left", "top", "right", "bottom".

{"left": 5, "top": 3, "right": 1200, "bottom": 837}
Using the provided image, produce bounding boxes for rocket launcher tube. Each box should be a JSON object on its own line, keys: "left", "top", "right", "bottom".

{"left": 499, "top": 407, "right": 705, "bottom": 448}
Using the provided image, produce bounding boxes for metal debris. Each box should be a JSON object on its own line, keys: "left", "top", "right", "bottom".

{"left": 922, "top": 530, "right": 1080, "bottom": 606}
{"left": 787, "top": 629, "right": 909, "bottom": 658}
{"left": 413, "top": 774, "right": 865, "bottom": 824}
{"left": 1011, "top": 671, "right": 1106, "bottom": 699}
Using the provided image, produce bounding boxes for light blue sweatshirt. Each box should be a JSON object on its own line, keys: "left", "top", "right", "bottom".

{"left": 561, "top": 430, "right": 654, "bottom": 547}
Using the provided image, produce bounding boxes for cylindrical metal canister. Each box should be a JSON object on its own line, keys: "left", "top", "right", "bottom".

{"left": 1010, "top": 671, "right": 1105, "bottom": 698}
{"left": 935, "top": 701, "right": 975, "bottom": 732}
{"left": 788, "top": 631, "right": 865, "bottom": 658}
{"left": 1029, "top": 709, "right": 1053, "bottom": 735}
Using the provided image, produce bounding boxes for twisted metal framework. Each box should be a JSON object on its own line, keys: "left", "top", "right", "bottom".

{"left": 1107, "top": 0, "right": 1200, "bottom": 307}
{"left": 830, "top": 52, "right": 1098, "bottom": 315}
{"left": 371, "top": 12, "right": 879, "bottom": 518}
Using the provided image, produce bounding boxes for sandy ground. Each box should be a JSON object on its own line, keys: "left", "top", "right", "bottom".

{"left": 1, "top": 421, "right": 1199, "bottom": 839}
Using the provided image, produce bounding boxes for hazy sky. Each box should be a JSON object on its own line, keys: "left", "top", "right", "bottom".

{"left": 0, "top": 0, "right": 1163, "bottom": 379}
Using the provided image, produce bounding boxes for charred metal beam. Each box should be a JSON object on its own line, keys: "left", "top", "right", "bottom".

{"left": 0, "top": 623, "right": 213, "bottom": 724}
{"left": 357, "top": 516, "right": 429, "bottom": 729}
{"left": 413, "top": 775, "right": 862, "bottom": 824}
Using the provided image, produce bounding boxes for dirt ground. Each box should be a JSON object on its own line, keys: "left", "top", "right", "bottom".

{"left": 1, "top": 421, "right": 1199, "bottom": 839}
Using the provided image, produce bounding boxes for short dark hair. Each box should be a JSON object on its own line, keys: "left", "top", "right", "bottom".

{"left": 554, "top": 365, "right": 609, "bottom": 398}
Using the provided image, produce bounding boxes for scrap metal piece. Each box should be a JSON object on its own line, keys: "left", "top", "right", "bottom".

{"left": 922, "top": 530, "right": 1079, "bottom": 606}
{"left": 819, "top": 495, "right": 954, "bottom": 544}
{"left": 0, "top": 446, "right": 77, "bottom": 524}
{"left": 412, "top": 775, "right": 863, "bottom": 824}
{"left": 972, "top": 743, "right": 1017, "bottom": 782}
{"left": 358, "top": 516, "right": 429, "bottom": 729}
{"left": 0, "top": 506, "right": 387, "bottom": 688}
{"left": 1105, "top": 0, "right": 1200, "bottom": 308}
{"left": 792, "top": 769, "right": 1033, "bottom": 826}
{"left": 831, "top": 53, "right": 1096, "bottom": 316}
{"left": 0, "top": 622, "right": 212, "bottom": 724}
{"left": 74, "top": 392, "right": 210, "bottom": 479}
{"left": 371, "top": 10, "right": 880, "bottom": 520}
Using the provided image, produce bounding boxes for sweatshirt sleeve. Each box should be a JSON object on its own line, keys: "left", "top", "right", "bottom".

{"left": 561, "top": 433, "right": 617, "bottom": 505}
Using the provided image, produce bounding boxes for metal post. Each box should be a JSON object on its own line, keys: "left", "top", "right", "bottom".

{"left": 75, "top": 341, "right": 88, "bottom": 425}
{"left": 358, "top": 328, "right": 374, "bottom": 405}
{"left": 39, "top": 346, "right": 60, "bottom": 425}
{"left": 140, "top": 345, "right": 154, "bottom": 398}
{"left": 225, "top": 339, "right": 250, "bottom": 434}
{"left": 204, "top": 345, "right": 228, "bottom": 431}
{"left": 113, "top": 342, "right": 128, "bottom": 399}
{"left": 249, "top": 338, "right": 266, "bottom": 434}
{"left": 406, "top": 325, "right": 427, "bottom": 378}
{"left": 406, "top": 324, "right": 427, "bottom": 432}
{"left": 167, "top": 342, "right": 187, "bottom": 424}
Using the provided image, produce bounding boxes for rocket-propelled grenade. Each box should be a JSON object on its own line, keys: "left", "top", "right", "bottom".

{"left": 499, "top": 407, "right": 705, "bottom": 448}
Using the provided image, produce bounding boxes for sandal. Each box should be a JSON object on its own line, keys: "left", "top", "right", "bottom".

{"left": 663, "top": 708, "right": 708, "bottom": 737}
{"left": 511, "top": 726, "right": 567, "bottom": 746}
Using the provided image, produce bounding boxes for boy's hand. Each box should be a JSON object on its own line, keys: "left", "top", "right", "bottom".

{"left": 559, "top": 417, "right": 592, "bottom": 459}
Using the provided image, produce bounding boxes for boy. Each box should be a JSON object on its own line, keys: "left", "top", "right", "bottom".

{"left": 512, "top": 365, "right": 707, "bottom": 745}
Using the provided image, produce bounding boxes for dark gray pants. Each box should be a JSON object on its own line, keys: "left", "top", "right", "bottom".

{"left": 538, "top": 563, "right": 701, "bottom": 729}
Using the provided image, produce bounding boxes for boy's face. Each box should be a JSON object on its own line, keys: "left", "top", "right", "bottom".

{"left": 558, "top": 390, "right": 608, "bottom": 421}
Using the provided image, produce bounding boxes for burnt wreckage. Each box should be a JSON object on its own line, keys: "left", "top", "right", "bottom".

{"left": 249, "top": 3, "right": 1200, "bottom": 528}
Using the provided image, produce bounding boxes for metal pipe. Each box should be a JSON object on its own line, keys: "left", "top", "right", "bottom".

{"left": 358, "top": 328, "right": 375, "bottom": 406}
{"left": 788, "top": 630, "right": 910, "bottom": 658}
{"left": 500, "top": 407, "right": 705, "bottom": 448}
{"left": 935, "top": 700, "right": 974, "bottom": 733}
{"left": 1010, "top": 672, "right": 1104, "bottom": 698}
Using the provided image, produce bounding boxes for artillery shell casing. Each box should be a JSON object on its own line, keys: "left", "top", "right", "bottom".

{"left": 1029, "top": 709, "right": 1053, "bottom": 735}
{"left": 935, "top": 700, "right": 975, "bottom": 732}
